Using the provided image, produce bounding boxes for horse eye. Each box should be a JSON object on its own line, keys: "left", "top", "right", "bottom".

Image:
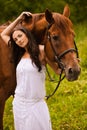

{"left": 52, "top": 35, "right": 59, "bottom": 40}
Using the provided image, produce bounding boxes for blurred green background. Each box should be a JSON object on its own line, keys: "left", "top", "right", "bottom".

{"left": 0, "top": 0, "right": 87, "bottom": 24}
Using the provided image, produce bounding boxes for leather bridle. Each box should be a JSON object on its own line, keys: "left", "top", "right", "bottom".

{"left": 47, "top": 31, "right": 79, "bottom": 70}
{"left": 45, "top": 23, "right": 79, "bottom": 100}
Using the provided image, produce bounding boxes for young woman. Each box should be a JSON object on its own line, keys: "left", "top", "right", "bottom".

{"left": 1, "top": 12, "right": 60, "bottom": 130}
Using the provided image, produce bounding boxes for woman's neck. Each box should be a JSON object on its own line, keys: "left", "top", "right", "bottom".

{"left": 22, "top": 51, "right": 30, "bottom": 58}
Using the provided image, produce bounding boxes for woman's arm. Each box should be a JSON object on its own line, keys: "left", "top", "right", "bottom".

{"left": 39, "top": 45, "right": 61, "bottom": 75}
{"left": 0, "top": 12, "right": 31, "bottom": 45}
{"left": 45, "top": 57, "right": 61, "bottom": 75}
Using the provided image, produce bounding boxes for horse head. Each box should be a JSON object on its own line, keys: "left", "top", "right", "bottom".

{"left": 22, "top": 5, "right": 81, "bottom": 81}
{"left": 44, "top": 6, "right": 81, "bottom": 81}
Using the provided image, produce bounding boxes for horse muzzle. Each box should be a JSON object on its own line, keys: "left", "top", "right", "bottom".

{"left": 64, "top": 65, "right": 81, "bottom": 81}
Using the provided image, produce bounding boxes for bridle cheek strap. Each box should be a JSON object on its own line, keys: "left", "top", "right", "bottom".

{"left": 45, "top": 24, "right": 79, "bottom": 99}
{"left": 47, "top": 32, "right": 79, "bottom": 70}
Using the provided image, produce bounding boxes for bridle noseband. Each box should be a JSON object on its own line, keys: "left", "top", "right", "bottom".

{"left": 45, "top": 23, "right": 79, "bottom": 100}
{"left": 47, "top": 31, "right": 79, "bottom": 70}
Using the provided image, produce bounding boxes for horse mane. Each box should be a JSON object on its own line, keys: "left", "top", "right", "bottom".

{"left": 31, "top": 12, "right": 75, "bottom": 39}
{"left": 0, "top": 21, "right": 11, "bottom": 33}
{"left": 53, "top": 13, "right": 75, "bottom": 35}
{"left": 0, "top": 21, "right": 11, "bottom": 26}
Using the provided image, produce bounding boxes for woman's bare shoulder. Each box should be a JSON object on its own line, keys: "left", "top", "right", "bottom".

{"left": 39, "top": 45, "right": 45, "bottom": 55}
{"left": 39, "top": 45, "right": 46, "bottom": 65}
{"left": 39, "top": 45, "right": 44, "bottom": 50}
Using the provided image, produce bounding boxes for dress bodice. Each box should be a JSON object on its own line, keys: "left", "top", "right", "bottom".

{"left": 15, "top": 58, "right": 46, "bottom": 100}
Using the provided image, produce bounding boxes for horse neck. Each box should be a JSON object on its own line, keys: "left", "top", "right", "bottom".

{"left": 0, "top": 26, "right": 7, "bottom": 33}
{"left": 34, "top": 17, "right": 48, "bottom": 44}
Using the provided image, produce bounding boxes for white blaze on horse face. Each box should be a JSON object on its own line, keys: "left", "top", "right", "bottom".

{"left": 12, "top": 30, "right": 29, "bottom": 48}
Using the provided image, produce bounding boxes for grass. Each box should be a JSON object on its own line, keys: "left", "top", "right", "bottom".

{"left": 47, "top": 76, "right": 87, "bottom": 130}
{"left": 3, "top": 21, "right": 87, "bottom": 130}
{"left": 3, "top": 96, "right": 14, "bottom": 130}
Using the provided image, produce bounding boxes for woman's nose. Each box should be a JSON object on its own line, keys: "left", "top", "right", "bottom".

{"left": 17, "top": 38, "right": 21, "bottom": 43}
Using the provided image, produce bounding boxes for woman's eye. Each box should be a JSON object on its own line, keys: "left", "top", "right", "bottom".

{"left": 52, "top": 35, "right": 59, "bottom": 40}
{"left": 18, "top": 34, "right": 22, "bottom": 38}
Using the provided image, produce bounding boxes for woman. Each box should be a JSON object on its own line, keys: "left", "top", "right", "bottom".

{"left": 1, "top": 12, "right": 60, "bottom": 130}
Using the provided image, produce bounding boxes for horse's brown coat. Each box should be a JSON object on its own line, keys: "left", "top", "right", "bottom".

{"left": 0, "top": 5, "right": 80, "bottom": 130}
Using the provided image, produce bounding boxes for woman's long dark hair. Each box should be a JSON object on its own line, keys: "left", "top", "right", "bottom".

{"left": 9, "top": 26, "right": 42, "bottom": 71}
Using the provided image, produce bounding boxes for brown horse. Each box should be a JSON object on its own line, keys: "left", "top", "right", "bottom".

{"left": 0, "top": 5, "right": 81, "bottom": 130}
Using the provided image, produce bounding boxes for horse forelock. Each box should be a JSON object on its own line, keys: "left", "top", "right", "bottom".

{"left": 53, "top": 13, "right": 74, "bottom": 35}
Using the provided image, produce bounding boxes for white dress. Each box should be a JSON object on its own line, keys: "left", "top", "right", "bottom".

{"left": 12, "top": 58, "right": 52, "bottom": 130}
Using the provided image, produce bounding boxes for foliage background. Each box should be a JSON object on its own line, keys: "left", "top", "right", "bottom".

{"left": 0, "top": 0, "right": 87, "bottom": 24}
{"left": 1, "top": 0, "right": 87, "bottom": 130}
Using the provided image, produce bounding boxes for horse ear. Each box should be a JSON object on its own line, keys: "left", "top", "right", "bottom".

{"left": 63, "top": 4, "right": 70, "bottom": 18}
{"left": 45, "top": 9, "right": 54, "bottom": 24}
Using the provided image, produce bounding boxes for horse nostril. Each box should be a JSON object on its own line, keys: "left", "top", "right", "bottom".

{"left": 68, "top": 68, "right": 73, "bottom": 74}
{"left": 68, "top": 67, "right": 81, "bottom": 75}
{"left": 66, "top": 66, "right": 81, "bottom": 81}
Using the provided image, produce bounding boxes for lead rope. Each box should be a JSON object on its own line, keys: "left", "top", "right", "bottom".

{"left": 45, "top": 66, "right": 65, "bottom": 100}
{"left": 45, "top": 65, "right": 57, "bottom": 82}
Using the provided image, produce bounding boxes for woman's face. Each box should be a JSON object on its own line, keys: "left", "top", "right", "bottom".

{"left": 12, "top": 30, "right": 29, "bottom": 48}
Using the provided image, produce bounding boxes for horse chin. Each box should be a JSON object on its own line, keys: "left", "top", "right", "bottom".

{"left": 65, "top": 69, "right": 81, "bottom": 81}
{"left": 65, "top": 71, "right": 80, "bottom": 81}
{"left": 66, "top": 76, "right": 79, "bottom": 81}
{"left": 64, "top": 65, "right": 81, "bottom": 81}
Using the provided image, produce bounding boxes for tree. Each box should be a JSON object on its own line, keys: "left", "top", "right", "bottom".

{"left": 0, "top": 0, "right": 87, "bottom": 24}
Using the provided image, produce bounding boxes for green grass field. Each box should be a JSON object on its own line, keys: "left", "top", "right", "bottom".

{"left": 3, "top": 21, "right": 87, "bottom": 130}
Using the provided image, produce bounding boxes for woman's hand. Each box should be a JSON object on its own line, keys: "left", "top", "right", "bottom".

{"left": 0, "top": 11, "right": 32, "bottom": 45}
{"left": 18, "top": 12, "right": 32, "bottom": 22}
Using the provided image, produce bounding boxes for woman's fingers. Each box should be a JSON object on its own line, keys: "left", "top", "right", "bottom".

{"left": 21, "top": 12, "right": 32, "bottom": 21}
{"left": 18, "top": 11, "right": 32, "bottom": 23}
{"left": 22, "top": 12, "right": 32, "bottom": 17}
